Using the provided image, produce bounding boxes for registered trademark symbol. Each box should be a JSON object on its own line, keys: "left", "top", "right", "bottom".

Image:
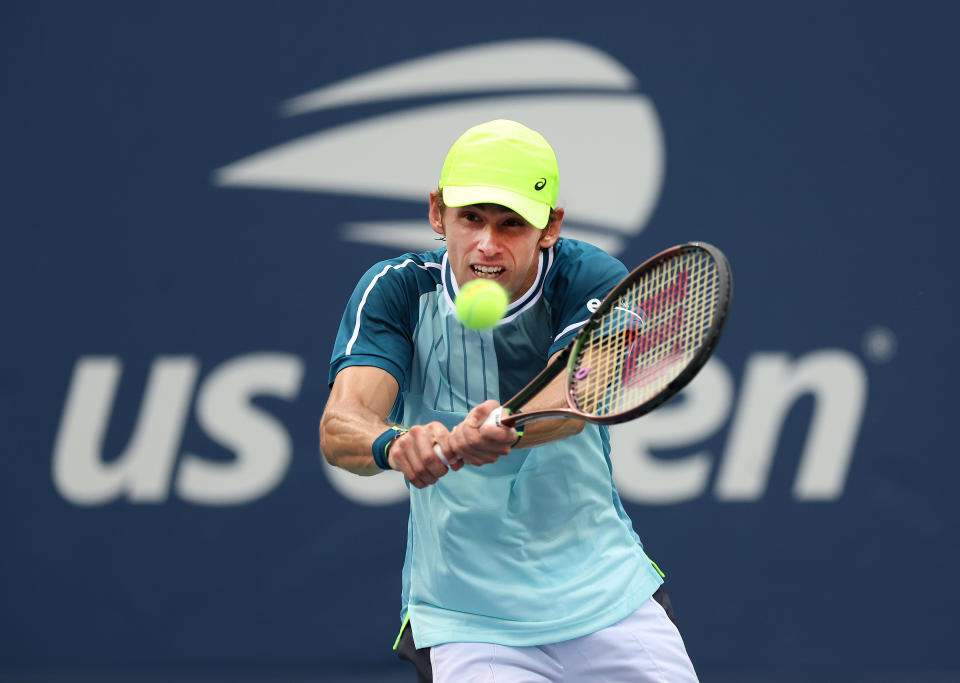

{"left": 862, "top": 326, "right": 897, "bottom": 363}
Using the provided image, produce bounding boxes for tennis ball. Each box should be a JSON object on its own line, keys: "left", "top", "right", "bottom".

{"left": 455, "top": 279, "right": 509, "bottom": 330}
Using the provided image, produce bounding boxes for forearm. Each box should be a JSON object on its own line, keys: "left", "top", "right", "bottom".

{"left": 320, "top": 366, "right": 402, "bottom": 476}
{"left": 508, "top": 361, "right": 585, "bottom": 449}
{"left": 319, "top": 406, "right": 393, "bottom": 476}
{"left": 511, "top": 415, "right": 585, "bottom": 449}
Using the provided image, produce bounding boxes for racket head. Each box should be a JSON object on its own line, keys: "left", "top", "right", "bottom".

{"left": 564, "top": 241, "right": 732, "bottom": 424}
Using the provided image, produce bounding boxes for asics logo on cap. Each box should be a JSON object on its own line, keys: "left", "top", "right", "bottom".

{"left": 534, "top": 178, "right": 547, "bottom": 191}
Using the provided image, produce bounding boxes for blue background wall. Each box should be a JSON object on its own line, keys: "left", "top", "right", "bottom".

{"left": 3, "top": 2, "right": 958, "bottom": 681}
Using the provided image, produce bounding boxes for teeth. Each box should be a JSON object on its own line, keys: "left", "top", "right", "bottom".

{"left": 473, "top": 265, "right": 504, "bottom": 275}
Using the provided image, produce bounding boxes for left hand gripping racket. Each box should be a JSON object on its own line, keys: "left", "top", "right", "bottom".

{"left": 485, "top": 241, "right": 733, "bottom": 430}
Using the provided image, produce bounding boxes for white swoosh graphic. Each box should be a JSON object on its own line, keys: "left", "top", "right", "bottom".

{"left": 215, "top": 93, "right": 663, "bottom": 234}
{"left": 281, "top": 39, "right": 637, "bottom": 116}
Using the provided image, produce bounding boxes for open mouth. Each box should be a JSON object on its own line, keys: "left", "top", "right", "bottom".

{"left": 471, "top": 264, "right": 505, "bottom": 279}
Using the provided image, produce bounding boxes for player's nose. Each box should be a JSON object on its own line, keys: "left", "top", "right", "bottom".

{"left": 476, "top": 224, "right": 501, "bottom": 253}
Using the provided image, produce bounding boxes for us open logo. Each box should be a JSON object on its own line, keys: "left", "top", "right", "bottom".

{"left": 205, "top": 39, "right": 870, "bottom": 508}
{"left": 212, "top": 38, "right": 665, "bottom": 256}
{"left": 49, "top": 39, "right": 875, "bottom": 510}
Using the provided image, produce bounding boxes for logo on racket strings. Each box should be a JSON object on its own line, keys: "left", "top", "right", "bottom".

{"left": 622, "top": 271, "right": 687, "bottom": 388}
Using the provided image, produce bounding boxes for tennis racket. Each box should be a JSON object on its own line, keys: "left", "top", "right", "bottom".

{"left": 487, "top": 240, "right": 732, "bottom": 429}
{"left": 433, "top": 241, "right": 732, "bottom": 466}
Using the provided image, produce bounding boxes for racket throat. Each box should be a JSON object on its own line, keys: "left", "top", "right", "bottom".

{"left": 492, "top": 406, "right": 584, "bottom": 428}
{"left": 510, "top": 410, "right": 579, "bottom": 426}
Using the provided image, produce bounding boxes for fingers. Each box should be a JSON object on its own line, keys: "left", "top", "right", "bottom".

{"left": 432, "top": 443, "right": 452, "bottom": 467}
{"left": 387, "top": 422, "right": 457, "bottom": 489}
{"left": 475, "top": 401, "right": 516, "bottom": 442}
{"left": 432, "top": 443, "right": 466, "bottom": 472}
{"left": 386, "top": 403, "right": 518, "bottom": 487}
{"left": 476, "top": 400, "right": 518, "bottom": 447}
{"left": 448, "top": 401, "right": 518, "bottom": 467}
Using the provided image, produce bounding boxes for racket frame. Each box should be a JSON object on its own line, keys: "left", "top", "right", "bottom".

{"left": 496, "top": 241, "right": 732, "bottom": 429}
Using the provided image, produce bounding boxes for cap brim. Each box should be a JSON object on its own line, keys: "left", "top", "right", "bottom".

{"left": 442, "top": 185, "right": 550, "bottom": 229}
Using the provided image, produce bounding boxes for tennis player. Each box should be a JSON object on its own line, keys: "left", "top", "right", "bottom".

{"left": 321, "top": 120, "right": 698, "bottom": 682}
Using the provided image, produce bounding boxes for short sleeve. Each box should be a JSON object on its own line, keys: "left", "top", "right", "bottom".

{"left": 546, "top": 240, "right": 629, "bottom": 357}
{"left": 328, "top": 260, "right": 418, "bottom": 389}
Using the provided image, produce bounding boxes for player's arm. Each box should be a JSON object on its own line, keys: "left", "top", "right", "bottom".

{"left": 320, "top": 365, "right": 460, "bottom": 488}
{"left": 446, "top": 350, "right": 585, "bottom": 463}
{"left": 501, "top": 348, "right": 586, "bottom": 448}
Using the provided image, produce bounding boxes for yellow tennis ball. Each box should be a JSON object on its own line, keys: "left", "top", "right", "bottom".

{"left": 455, "top": 279, "right": 509, "bottom": 330}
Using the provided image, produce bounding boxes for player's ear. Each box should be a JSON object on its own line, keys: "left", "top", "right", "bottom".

{"left": 537, "top": 207, "right": 563, "bottom": 248}
{"left": 429, "top": 190, "right": 445, "bottom": 236}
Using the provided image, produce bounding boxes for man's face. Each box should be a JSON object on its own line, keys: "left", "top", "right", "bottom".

{"left": 429, "top": 191, "right": 562, "bottom": 303}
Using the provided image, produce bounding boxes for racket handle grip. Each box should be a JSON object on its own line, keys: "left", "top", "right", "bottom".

{"left": 483, "top": 405, "right": 516, "bottom": 428}
{"left": 434, "top": 407, "right": 512, "bottom": 467}
{"left": 433, "top": 443, "right": 460, "bottom": 467}
{"left": 483, "top": 406, "right": 503, "bottom": 428}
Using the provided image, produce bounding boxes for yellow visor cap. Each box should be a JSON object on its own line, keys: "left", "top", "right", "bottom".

{"left": 439, "top": 119, "right": 559, "bottom": 229}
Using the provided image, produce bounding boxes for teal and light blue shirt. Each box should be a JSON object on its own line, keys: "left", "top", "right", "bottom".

{"left": 329, "top": 238, "right": 664, "bottom": 648}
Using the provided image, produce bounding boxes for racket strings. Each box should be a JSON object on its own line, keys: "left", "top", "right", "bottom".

{"left": 570, "top": 250, "right": 722, "bottom": 417}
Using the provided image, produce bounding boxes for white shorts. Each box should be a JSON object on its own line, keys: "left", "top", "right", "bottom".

{"left": 430, "top": 597, "right": 698, "bottom": 682}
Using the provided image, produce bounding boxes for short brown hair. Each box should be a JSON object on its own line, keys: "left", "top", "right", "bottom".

{"left": 435, "top": 192, "right": 560, "bottom": 227}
